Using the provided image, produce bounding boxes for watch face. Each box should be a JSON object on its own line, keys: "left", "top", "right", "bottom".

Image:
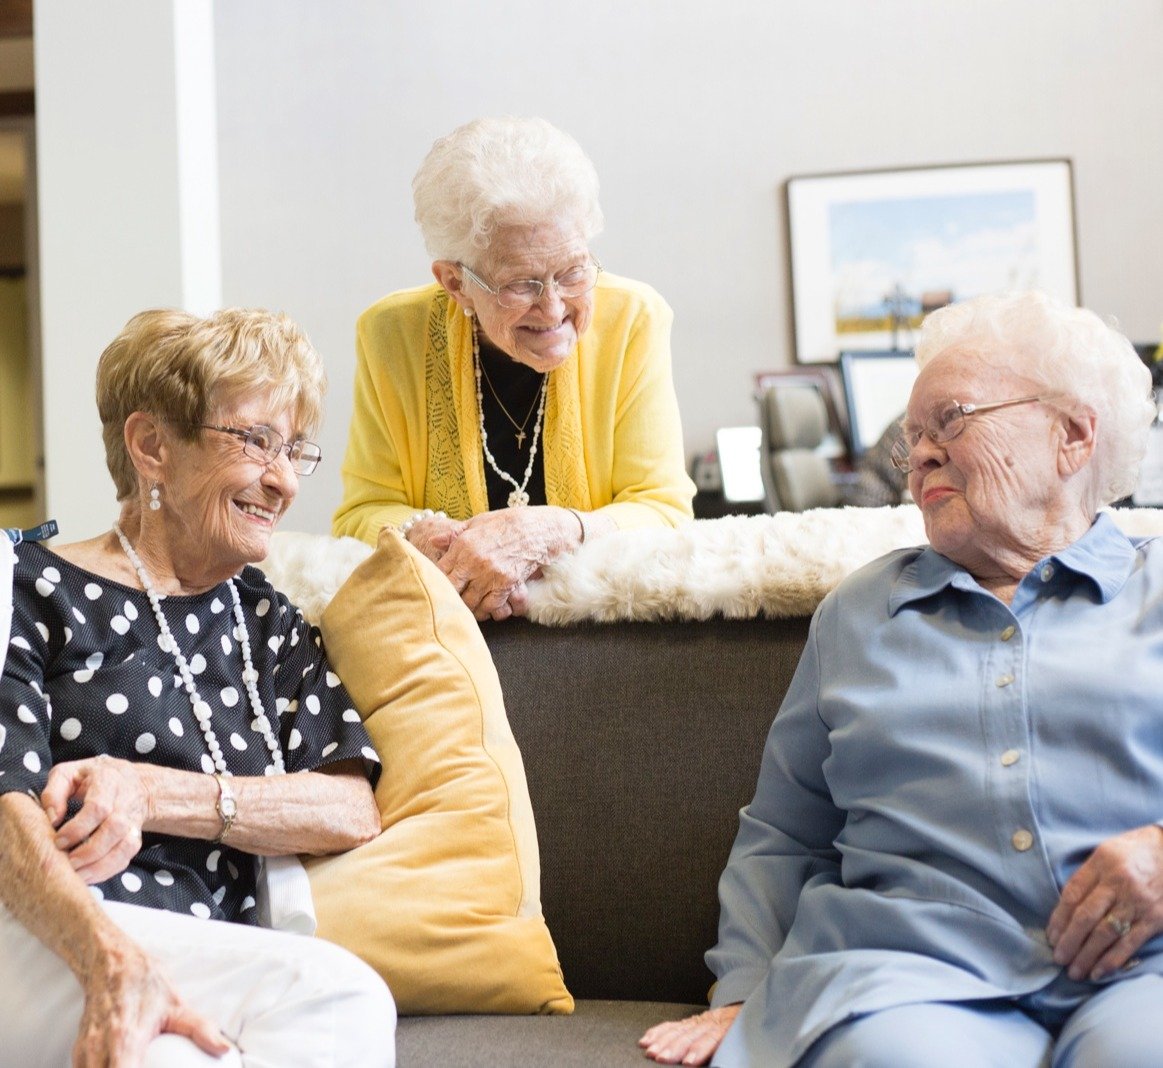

{"left": 221, "top": 796, "right": 238, "bottom": 818}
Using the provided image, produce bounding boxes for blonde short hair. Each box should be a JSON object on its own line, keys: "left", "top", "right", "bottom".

{"left": 412, "top": 116, "right": 604, "bottom": 263}
{"left": 96, "top": 308, "right": 326, "bottom": 500}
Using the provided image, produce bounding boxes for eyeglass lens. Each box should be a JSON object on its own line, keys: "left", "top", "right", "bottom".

{"left": 495, "top": 265, "right": 600, "bottom": 307}
{"left": 891, "top": 405, "right": 966, "bottom": 472}
{"left": 242, "top": 426, "right": 321, "bottom": 474}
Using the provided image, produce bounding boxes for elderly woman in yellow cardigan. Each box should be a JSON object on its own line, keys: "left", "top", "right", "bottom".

{"left": 332, "top": 116, "right": 695, "bottom": 621}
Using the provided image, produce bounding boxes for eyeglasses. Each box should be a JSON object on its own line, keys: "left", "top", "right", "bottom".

{"left": 458, "top": 260, "right": 602, "bottom": 309}
{"left": 193, "top": 424, "right": 323, "bottom": 475}
{"left": 890, "top": 396, "right": 1045, "bottom": 473}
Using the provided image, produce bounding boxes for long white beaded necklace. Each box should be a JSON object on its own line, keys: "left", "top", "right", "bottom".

{"left": 112, "top": 524, "right": 285, "bottom": 777}
{"left": 472, "top": 316, "right": 547, "bottom": 508}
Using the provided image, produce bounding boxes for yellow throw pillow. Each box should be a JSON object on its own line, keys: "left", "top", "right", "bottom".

{"left": 306, "top": 529, "right": 574, "bottom": 1015}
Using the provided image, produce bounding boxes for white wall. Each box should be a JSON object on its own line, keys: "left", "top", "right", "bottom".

{"left": 35, "top": 0, "right": 220, "bottom": 539}
{"left": 37, "top": 1, "right": 1163, "bottom": 535}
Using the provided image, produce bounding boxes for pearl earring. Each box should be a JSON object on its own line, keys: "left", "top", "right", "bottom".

{"left": 464, "top": 307, "right": 474, "bottom": 319}
{"left": 149, "top": 482, "right": 161, "bottom": 511}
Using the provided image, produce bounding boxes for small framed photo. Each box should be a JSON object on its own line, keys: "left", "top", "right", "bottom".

{"left": 786, "top": 159, "right": 1079, "bottom": 363}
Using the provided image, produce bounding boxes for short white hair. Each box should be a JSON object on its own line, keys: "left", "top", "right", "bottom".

{"left": 412, "top": 116, "right": 604, "bottom": 263}
{"left": 915, "top": 290, "right": 1155, "bottom": 508}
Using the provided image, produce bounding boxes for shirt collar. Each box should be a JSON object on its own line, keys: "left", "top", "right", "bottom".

{"left": 888, "top": 512, "right": 1146, "bottom": 614}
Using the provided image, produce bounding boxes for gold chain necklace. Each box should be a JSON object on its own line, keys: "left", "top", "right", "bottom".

{"left": 477, "top": 352, "right": 545, "bottom": 450}
{"left": 472, "top": 318, "right": 546, "bottom": 507}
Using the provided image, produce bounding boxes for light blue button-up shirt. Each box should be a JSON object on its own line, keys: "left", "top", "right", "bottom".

{"left": 708, "top": 514, "right": 1163, "bottom": 1067}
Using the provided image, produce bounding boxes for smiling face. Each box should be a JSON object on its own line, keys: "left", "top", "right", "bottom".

{"left": 904, "top": 349, "right": 1073, "bottom": 579}
{"left": 156, "top": 391, "right": 302, "bottom": 578}
{"left": 440, "top": 218, "right": 595, "bottom": 372}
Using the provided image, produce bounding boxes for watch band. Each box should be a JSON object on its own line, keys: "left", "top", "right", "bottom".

{"left": 213, "top": 773, "right": 238, "bottom": 844}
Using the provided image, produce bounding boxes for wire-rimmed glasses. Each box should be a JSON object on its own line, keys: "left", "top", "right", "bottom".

{"left": 458, "top": 260, "right": 603, "bottom": 309}
{"left": 889, "top": 396, "right": 1045, "bottom": 473}
{"left": 194, "top": 424, "right": 323, "bottom": 475}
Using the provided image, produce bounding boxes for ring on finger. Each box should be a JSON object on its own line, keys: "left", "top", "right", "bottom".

{"left": 1104, "top": 913, "right": 1133, "bottom": 939}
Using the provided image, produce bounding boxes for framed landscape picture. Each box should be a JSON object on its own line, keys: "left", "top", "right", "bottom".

{"left": 786, "top": 159, "right": 1078, "bottom": 363}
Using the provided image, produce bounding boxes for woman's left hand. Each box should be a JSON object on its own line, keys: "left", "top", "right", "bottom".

{"left": 1046, "top": 824, "right": 1163, "bottom": 980}
{"left": 40, "top": 755, "right": 154, "bottom": 885}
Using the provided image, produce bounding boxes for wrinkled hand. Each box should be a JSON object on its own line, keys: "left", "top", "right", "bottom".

{"left": 639, "top": 1004, "right": 742, "bottom": 1065}
{"left": 1047, "top": 824, "right": 1163, "bottom": 980}
{"left": 75, "top": 939, "right": 231, "bottom": 1067}
{"left": 437, "top": 509, "right": 551, "bottom": 621}
{"left": 41, "top": 755, "right": 154, "bottom": 884}
{"left": 404, "top": 513, "right": 468, "bottom": 564}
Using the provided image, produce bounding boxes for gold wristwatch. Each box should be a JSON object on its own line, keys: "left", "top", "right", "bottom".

{"left": 213, "top": 773, "right": 237, "bottom": 844}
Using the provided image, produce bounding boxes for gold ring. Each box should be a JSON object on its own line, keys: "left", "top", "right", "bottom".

{"left": 1105, "top": 914, "right": 1132, "bottom": 939}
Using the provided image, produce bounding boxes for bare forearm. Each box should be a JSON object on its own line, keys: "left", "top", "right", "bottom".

{"left": 141, "top": 763, "right": 378, "bottom": 855}
{"left": 0, "top": 793, "right": 129, "bottom": 979}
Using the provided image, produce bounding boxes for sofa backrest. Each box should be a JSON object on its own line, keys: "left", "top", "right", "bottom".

{"left": 482, "top": 614, "right": 812, "bottom": 1005}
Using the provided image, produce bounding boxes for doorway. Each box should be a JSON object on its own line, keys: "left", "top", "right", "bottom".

{"left": 0, "top": 115, "right": 44, "bottom": 531}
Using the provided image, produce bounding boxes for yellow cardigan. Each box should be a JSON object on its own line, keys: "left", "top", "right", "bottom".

{"left": 332, "top": 274, "right": 696, "bottom": 544}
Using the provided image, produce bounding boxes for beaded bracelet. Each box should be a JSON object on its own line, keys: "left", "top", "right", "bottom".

{"left": 399, "top": 509, "right": 446, "bottom": 537}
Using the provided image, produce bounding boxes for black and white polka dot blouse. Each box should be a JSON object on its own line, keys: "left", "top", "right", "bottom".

{"left": 1, "top": 544, "right": 381, "bottom": 925}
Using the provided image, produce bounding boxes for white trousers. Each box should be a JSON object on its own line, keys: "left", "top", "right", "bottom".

{"left": 0, "top": 900, "right": 396, "bottom": 1068}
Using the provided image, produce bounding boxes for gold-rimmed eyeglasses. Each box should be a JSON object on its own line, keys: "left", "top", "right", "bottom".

{"left": 889, "top": 396, "right": 1045, "bottom": 473}
{"left": 193, "top": 424, "right": 323, "bottom": 476}
{"left": 458, "top": 260, "right": 602, "bottom": 309}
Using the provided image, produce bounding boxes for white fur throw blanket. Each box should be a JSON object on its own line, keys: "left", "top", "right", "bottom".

{"left": 259, "top": 507, "right": 1163, "bottom": 627}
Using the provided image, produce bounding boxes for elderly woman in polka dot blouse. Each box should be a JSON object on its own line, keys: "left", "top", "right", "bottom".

{"left": 0, "top": 309, "right": 395, "bottom": 1068}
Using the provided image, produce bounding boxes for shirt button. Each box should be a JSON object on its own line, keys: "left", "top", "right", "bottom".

{"left": 1001, "top": 749, "right": 1021, "bottom": 766}
{"left": 1040, "top": 565, "right": 1054, "bottom": 582}
{"left": 1012, "top": 829, "right": 1034, "bottom": 851}
{"left": 1000, "top": 625, "right": 1016, "bottom": 641}
{"left": 996, "top": 674, "right": 1015, "bottom": 687}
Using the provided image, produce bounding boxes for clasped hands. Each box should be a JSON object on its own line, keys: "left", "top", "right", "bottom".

{"left": 405, "top": 508, "right": 554, "bottom": 621}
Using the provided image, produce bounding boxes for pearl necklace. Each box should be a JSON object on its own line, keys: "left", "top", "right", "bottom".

{"left": 112, "top": 524, "right": 285, "bottom": 777}
{"left": 472, "top": 317, "right": 547, "bottom": 508}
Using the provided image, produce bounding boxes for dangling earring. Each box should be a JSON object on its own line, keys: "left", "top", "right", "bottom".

{"left": 149, "top": 482, "right": 161, "bottom": 511}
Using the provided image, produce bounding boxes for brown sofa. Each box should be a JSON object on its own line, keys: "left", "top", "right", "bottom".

{"left": 396, "top": 614, "right": 812, "bottom": 1067}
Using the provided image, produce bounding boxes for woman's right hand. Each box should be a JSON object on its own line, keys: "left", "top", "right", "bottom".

{"left": 404, "top": 513, "right": 468, "bottom": 564}
{"left": 75, "top": 939, "right": 231, "bottom": 1066}
{"left": 639, "top": 1004, "right": 742, "bottom": 1065}
{"left": 41, "top": 755, "right": 154, "bottom": 885}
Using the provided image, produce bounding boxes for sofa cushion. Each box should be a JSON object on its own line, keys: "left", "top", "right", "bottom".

{"left": 397, "top": 999, "right": 704, "bottom": 1067}
{"left": 304, "top": 529, "right": 572, "bottom": 1014}
{"left": 483, "top": 616, "right": 808, "bottom": 1004}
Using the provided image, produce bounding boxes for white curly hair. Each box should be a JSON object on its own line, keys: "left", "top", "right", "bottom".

{"left": 412, "top": 116, "right": 604, "bottom": 264}
{"left": 915, "top": 290, "right": 1156, "bottom": 508}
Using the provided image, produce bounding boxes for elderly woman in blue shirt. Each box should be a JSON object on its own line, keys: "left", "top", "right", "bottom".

{"left": 643, "top": 290, "right": 1163, "bottom": 1067}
